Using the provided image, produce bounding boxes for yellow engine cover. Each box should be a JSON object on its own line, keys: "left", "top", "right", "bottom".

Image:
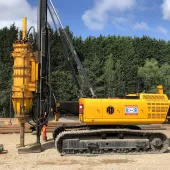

{"left": 79, "top": 93, "right": 170, "bottom": 125}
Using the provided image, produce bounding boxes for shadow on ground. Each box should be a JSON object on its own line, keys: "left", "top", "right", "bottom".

{"left": 41, "top": 138, "right": 54, "bottom": 151}
{"left": 0, "top": 150, "right": 8, "bottom": 154}
{"left": 165, "top": 149, "right": 170, "bottom": 153}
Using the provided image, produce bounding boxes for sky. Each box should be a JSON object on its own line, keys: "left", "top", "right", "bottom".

{"left": 1, "top": 0, "right": 170, "bottom": 40}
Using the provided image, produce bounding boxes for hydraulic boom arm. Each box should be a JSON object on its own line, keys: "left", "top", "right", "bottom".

{"left": 48, "top": 0, "right": 96, "bottom": 97}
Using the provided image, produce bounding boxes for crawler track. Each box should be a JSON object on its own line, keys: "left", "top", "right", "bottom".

{"left": 55, "top": 128, "right": 169, "bottom": 155}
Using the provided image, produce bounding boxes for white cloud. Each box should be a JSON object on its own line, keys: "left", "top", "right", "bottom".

{"left": 82, "top": 0, "right": 136, "bottom": 31}
{"left": 113, "top": 17, "right": 129, "bottom": 24}
{"left": 0, "top": 0, "right": 37, "bottom": 30}
{"left": 157, "top": 26, "right": 168, "bottom": 35}
{"left": 133, "top": 22, "right": 150, "bottom": 30}
{"left": 112, "top": 17, "right": 131, "bottom": 30}
{"left": 162, "top": 0, "right": 170, "bottom": 20}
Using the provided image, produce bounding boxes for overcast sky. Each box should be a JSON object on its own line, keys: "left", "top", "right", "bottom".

{"left": 0, "top": 0, "right": 170, "bottom": 40}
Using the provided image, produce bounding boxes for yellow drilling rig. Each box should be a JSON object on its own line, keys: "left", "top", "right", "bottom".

{"left": 12, "top": 18, "right": 38, "bottom": 148}
{"left": 11, "top": 0, "right": 170, "bottom": 155}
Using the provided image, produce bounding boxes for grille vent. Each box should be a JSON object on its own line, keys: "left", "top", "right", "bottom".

{"left": 147, "top": 114, "right": 166, "bottom": 119}
{"left": 147, "top": 102, "right": 168, "bottom": 119}
{"left": 143, "top": 95, "right": 165, "bottom": 100}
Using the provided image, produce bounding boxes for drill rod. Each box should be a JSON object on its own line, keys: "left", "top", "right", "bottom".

{"left": 20, "top": 123, "right": 25, "bottom": 147}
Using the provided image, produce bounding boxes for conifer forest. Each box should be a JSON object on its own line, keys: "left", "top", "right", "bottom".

{"left": 1, "top": 24, "right": 170, "bottom": 117}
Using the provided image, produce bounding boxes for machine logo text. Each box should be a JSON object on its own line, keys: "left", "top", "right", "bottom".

{"left": 125, "top": 106, "right": 138, "bottom": 115}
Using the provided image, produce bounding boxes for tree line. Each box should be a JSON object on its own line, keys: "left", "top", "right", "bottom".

{"left": 1, "top": 25, "right": 170, "bottom": 117}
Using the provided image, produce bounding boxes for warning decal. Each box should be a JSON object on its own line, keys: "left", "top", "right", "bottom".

{"left": 125, "top": 106, "right": 138, "bottom": 115}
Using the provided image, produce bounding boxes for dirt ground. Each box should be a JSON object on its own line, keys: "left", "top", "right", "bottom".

{"left": 0, "top": 131, "right": 170, "bottom": 170}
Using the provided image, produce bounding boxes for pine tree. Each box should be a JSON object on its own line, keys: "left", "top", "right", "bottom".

{"left": 0, "top": 24, "right": 18, "bottom": 116}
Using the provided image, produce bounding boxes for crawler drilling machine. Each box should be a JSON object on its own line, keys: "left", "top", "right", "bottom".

{"left": 11, "top": 0, "right": 170, "bottom": 154}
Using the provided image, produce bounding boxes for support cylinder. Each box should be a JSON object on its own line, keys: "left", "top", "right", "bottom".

{"left": 22, "top": 17, "right": 27, "bottom": 40}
